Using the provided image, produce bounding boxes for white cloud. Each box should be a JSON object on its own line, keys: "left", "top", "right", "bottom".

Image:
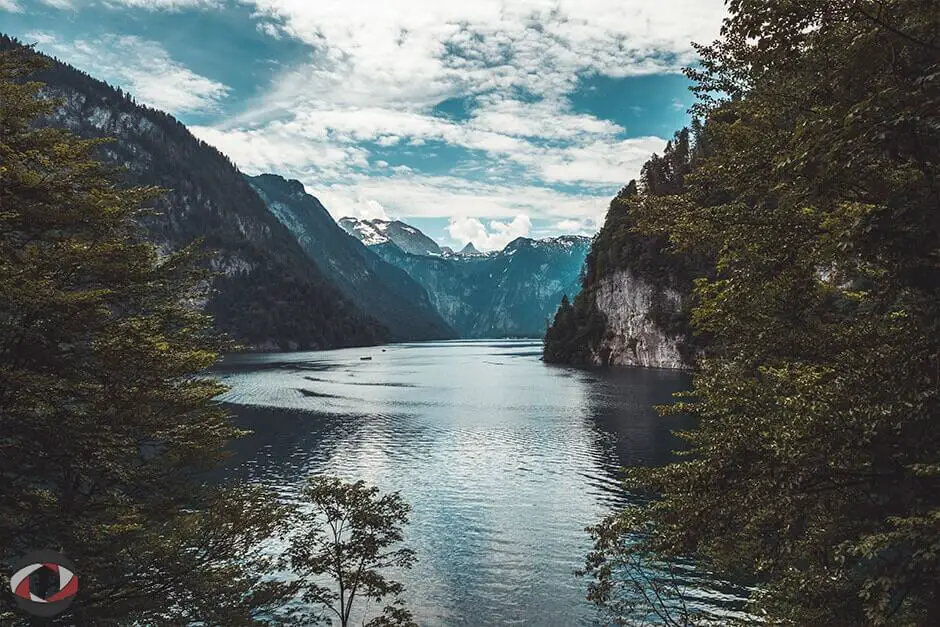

{"left": 554, "top": 218, "right": 595, "bottom": 233}
{"left": 237, "top": 0, "right": 725, "bottom": 109}
{"left": 256, "top": 22, "right": 282, "bottom": 39}
{"left": 39, "top": 0, "right": 74, "bottom": 9}
{"left": 0, "top": 0, "right": 22, "bottom": 12}
{"left": 448, "top": 214, "right": 532, "bottom": 251}
{"left": 27, "top": 32, "right": 231, "bottom": 115}
{"left": 376, "top": 135, "right": 401, "bottom": 147}
{"left": 180, "top": 0, "right": 725, "bottom": 228}
{"left": 302, "top": 171, "right": 612, "bottom": 230}
{"left": 32, "top": 0, "right": 727, "bottom": 239}
{"left": 103, "top": 0, "right": 221, "bottom": 9}
{"left": 342, "top": 198, "right": 389, "bottom": 221}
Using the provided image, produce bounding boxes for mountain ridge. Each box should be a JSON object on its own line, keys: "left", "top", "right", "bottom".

{"left": 338, "top": 217, "right": 443, "bottom": 256}
{"left": 2, "top": 34, "right": 390, "bottom": 351}
{"left": 247, "top": 174, "right": 457, "bottom": 342}
{"left": 340, "top": 217, "right": 591, "bottom": 338}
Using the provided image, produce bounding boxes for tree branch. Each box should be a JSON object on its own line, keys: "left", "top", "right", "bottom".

{"left": 856, "top": 7, "right": 940, "bottom": 52}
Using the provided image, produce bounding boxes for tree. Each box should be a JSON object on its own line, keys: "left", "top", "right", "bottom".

{"left": 0, "top": 47, "right": 290, "bottom": 625}
{"left": 287, "top": 476, "right": 417, "bottom": 627}
{"left": 582, "top": 1, "right": 940, "bottom": 625}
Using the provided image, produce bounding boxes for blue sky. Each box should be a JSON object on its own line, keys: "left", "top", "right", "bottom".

{"left": 2, "top": 0, "right": 727, "bottom": 250}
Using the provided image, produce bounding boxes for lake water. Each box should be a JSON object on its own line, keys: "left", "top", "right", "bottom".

{"left": 211, "top": 339, "right": 727, "bottom": 625}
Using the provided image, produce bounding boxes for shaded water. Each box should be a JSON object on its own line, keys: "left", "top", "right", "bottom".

{"left": 211, "top": 339, "right": 735, "bottom": 625}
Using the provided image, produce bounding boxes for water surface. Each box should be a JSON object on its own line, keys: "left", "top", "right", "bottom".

{"left": 212, "top": 339, "right": 707, "bottom": 625}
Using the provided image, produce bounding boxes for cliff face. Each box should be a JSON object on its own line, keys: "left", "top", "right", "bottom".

{"left": 4, "top": 35, "right": 388, "bottom": 350}
{"left": 544, "top": 128, "right": 710, "bottom": 370}
{"left": 589, "top": 270, "right": 687, "bottom": 369}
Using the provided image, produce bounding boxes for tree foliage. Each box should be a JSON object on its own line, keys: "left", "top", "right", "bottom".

{"left": 287, "top": 476, "right": 418, "bottom": 627}
{"left": 583, "top": 0, "right": 940, "bottom": 624}
{"left": 0, "top": 47, "right": 291, "bottom": 625}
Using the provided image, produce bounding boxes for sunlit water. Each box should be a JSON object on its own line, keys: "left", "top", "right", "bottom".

{"left": 210, "top": 339, "right": 742, "bottom": 625}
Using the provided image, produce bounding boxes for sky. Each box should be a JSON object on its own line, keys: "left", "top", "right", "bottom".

{"left": 2, "top": 0, "right": 728, "bottom": 250}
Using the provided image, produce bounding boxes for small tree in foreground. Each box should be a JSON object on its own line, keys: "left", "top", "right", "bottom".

{"left": 288, "top": 476, "right": 417, "bottom": 627}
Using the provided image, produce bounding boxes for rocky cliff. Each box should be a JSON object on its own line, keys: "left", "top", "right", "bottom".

{"left": 543, "top": 128, "right": 711, "bottom": 369}
{"left": 586, "top": 270, "right": 688, "bottom": 368}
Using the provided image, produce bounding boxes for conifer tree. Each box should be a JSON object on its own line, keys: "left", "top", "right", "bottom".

{"left": 0, "top": 47, "right": 289, "bottom": 625}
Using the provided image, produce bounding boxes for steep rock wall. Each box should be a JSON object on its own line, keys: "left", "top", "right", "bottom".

{"left": 590, "top": 270, "right": 688, "bottom": 369}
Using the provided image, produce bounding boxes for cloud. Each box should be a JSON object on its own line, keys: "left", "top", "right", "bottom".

{"left": 180, "top": 0, "right": 725, "bottom": 218}
{"left": 27, "top": 0, "right": 727, "bottom": 241}
{"left": 0, "top": 0, "right": 22, "bottom": 11}
{"left": 238, "top": 0, "right": 725, "bottom": 108}
{"left": 256, "top": 22, "right": 282, "bottom": 39}
{"left": 191, "top": 104, "right": 665, "bottom": 188}
{"left": 103, "top": 0, "right": 222, "bottom": 9}
{"left": 39, "top": 0, "right": 74, "bottom": 8}
{"left": 27, "top": 33, "right": 230, "bottom": 115}
{"left": 376, "top": 135, "right": 401, "bottom": 147}
{"left": 554, "top": 218, "right": 598, "bottom": 234}
{"left": 448, "top": 214, "right": 532, "bottom": 251}
{"left": 338, "top": 198, "right": 389, "bottom": 221}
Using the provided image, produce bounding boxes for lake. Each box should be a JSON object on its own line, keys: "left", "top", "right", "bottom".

{"left": 211, "top": 339, "right": 729, "bottom": 625}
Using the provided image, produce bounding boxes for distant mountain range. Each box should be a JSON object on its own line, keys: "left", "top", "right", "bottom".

{"left": 337, "top": 218, "right": 442, "bottom": 256}
{"left": 340, "top": 218, "right": 590, "bottom": 338}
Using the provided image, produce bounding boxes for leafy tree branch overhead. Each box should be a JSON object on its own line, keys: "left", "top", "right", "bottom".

{"left": 578, "top": 0, "right": 940, "bottom": 624}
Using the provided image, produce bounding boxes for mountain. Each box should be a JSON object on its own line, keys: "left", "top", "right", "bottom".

{"left": 2, "top": 34, "right": 396, "bottom": 351}
{"left": 247, "top": 175, "right": 456, "bottom": 342}
{"left": 459, "top": 242, "right": 482, "bottom": 256}
{"left": 337, "top": 217, "right": 442, "bottom": 256}
{"left": 543, "top": 128, "right": 711, "bottom": 369}
{"left": 340, "top": 218, "right": 591, "bottom": 338}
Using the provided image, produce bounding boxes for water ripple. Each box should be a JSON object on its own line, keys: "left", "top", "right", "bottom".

{"left": 210, "top": 340, "right": 747, "bottom": 626}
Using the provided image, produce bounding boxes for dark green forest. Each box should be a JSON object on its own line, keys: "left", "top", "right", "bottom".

{"left": 0, "top": 46, "right": 414, "bottom": 626}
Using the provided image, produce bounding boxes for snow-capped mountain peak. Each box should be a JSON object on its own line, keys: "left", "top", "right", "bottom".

{"left": 339, "top": 217, "right": 442, "bottom": 256}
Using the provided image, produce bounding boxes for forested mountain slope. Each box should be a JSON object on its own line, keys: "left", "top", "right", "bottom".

{"left": 247, "top": 174, "right": 456, "bottom": 342}
{"left": 1, "top": 34, "right": 387, "bottom": 351}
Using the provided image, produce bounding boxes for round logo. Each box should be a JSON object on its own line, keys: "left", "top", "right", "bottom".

{"left": 9, "top": 550, "right": 79, "bottom": 617}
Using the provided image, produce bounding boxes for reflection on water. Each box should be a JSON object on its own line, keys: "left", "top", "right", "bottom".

{"left": 210, "top": 339, "right": 732, "bottom": 625}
